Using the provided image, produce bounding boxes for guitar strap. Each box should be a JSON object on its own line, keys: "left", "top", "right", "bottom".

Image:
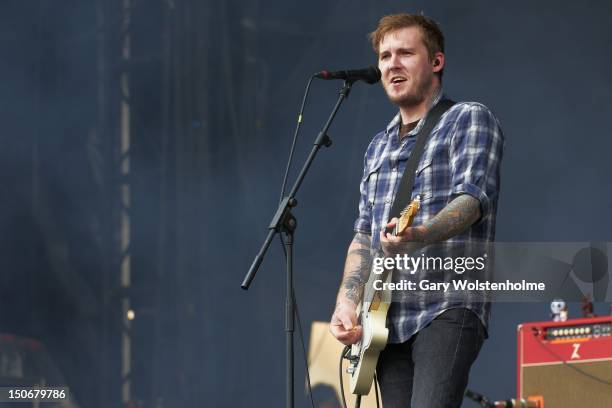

{"left": 388, "top": 98, "right": 456, "bottom": 221}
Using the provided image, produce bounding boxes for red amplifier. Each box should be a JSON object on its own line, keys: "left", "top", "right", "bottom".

{"left": 517, "top": 316, "right": 612, "bottom": 407}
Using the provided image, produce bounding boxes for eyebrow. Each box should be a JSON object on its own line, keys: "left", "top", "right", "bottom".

{"left": 379, "top": 47, "right": 417, "bottom": 56}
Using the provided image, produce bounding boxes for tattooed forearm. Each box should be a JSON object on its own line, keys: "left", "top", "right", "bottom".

{"left": 413, "top": 194, "right": 481, "bottom": 243}
{"left": 337, "top": 232, "right": 372, "bottom": 305}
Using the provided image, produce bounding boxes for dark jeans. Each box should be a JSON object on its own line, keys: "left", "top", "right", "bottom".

{"left": 376, "top": 308, "right": 486, "bottom": 408}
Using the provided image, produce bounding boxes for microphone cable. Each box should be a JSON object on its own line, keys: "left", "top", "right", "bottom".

{"left": 464, "top": 388, "right": 495, "bottom": 407}
{"left": 277, "top": 75, "right": 317, "bottom": 408}
{"left": 279, "top": 75, "right": 315, "bottom": 201}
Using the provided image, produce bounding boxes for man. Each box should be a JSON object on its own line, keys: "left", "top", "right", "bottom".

{"left": 329, "top": 13, "right": 504, "bottom": 408}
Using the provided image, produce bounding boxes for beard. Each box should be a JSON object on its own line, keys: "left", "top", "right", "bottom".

{"left": 385, "top": 73, "right": 434, "bottom": 108}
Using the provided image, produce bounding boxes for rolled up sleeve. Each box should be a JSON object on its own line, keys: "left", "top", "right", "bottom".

{"left": 353, "top": 153, "right": 372, "bottom": 235}
{"left": 449, "top": 104, "right": 504, "bottom": 218}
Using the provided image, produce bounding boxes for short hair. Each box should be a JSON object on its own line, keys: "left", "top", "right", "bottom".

{"left": 369, "top": 13, "right": 445, "bottom": 60}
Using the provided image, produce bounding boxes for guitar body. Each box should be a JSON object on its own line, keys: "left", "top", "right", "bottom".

{"left": 349, "top": 294, "right": 390, "bottom": 394}
{"left": 346, "top": 196, "right": 420, "bottom": 396}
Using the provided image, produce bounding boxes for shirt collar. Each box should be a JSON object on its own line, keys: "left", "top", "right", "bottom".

{"left": 385, "top": 88, "right": 445, "bottom": 137}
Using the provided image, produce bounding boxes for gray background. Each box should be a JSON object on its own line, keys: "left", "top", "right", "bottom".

{"left": 1, "top": 0, "right": 611, "bottom": 407}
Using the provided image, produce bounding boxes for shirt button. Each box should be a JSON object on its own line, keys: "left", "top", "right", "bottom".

{"left": 392, "top": 167, "right": 397, "bottom": 172}
{"left": 384, "top": 198, "right": 392, "bottom": 204}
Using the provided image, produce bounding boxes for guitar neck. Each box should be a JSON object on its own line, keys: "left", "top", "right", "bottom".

{"left": 360, "top": 197, "right": 420, "bottom": 310}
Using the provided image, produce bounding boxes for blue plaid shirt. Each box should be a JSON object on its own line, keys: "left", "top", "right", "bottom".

{"left": 353, "top": 92, "right": 504, "bottom": 343}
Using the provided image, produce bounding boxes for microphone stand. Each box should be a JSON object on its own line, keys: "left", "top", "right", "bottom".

{"left": 241, "top": 80, "right": 353, "bottom": 408}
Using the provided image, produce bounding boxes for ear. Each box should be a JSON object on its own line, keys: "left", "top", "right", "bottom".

{"left": 432, "top": 52, "right": 445, "bottom": 74}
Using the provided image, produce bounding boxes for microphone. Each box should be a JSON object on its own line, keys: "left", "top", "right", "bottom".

{"left": 314, "top": 66, "right": 381, "bottom": 84}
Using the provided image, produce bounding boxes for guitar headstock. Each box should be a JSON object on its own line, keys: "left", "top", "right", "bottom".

{"left": 395, "top": 195, "right": 421, "bottom": 235}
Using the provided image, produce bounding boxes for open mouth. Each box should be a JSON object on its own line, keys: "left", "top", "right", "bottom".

{"left": 390, "top": 76, "right": 407, "bottom": 85}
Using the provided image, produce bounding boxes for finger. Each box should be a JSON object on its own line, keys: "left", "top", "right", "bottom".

{"left": 394, "top": 226, "right": 412, "bottom": 240}
{"left": 331, "top": 325, "right": 353, "bottom": 340}
{"left": 386, "top": 233, "right": 402, "bottom": 243}
{"left": 352, "top": 325, "right": 363, "bottom": 340}
{"left": 346, "top": 325, "right": 363, "bottom": 344}
{"left": 329, "top": 324, "right": 346, "bottom": 339}
{"left": 330, "top": 320, "right": 351, "bottom": 335}
{"left": 340, "top": 314, "right": 354, "bottom": 331}
{"left": 336, "top": 326, "right": 362, "bottom": 345}
{"left": 386, "top": 217, "right": 398, "bottom": 228}
{"left": 383, "top": 231, "right": 396, "bottom": 242}
{"left": 381, "top": 229, "right": 399, "bottom": 243}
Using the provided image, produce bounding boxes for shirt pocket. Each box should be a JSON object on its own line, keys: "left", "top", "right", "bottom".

{"left": 414, "top": 157, "right": 434, "bottom": 203}
{"left": 364, "top": 161, "right": 383, "bottom": 209}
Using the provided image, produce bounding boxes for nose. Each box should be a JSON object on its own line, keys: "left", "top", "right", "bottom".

{"left": 389, "top": 52, "right": 400, "bottom": 66}
{"left": 384, "top": 52, "right": 402, "bottom": 73}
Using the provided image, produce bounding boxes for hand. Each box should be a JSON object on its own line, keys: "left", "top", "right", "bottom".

{"left": 379, "top": 218, "right": 425, "bottom": 256}
{"left": 329, "top": 301, "right": 362, "bottom": 345}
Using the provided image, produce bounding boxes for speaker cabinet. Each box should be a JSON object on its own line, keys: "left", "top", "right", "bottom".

{"left": 518, "top": 316, "right": 612, "bottom": 407}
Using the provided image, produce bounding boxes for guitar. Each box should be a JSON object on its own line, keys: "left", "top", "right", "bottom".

{"left": 347, "top": 195, "right": 421, "bottom": 395}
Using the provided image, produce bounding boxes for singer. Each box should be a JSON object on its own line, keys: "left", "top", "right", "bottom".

{"left": 329, "top": 13, "right": 504, "bottom": 408}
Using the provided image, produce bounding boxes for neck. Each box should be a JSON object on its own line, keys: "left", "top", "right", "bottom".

{"left": 398, "top": 80, "right": 440, "bottom": 124}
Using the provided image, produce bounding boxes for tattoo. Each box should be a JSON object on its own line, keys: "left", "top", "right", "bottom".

{"left": 353, "top": 232, "right": 371, "bottom": 247}
{"left": 338, "top": 232, "right": 372, "bottom": 305}
{"left": 347, "top": 247, "right": 371, "bottom": 259}
{"left": 417, "top": 195, "right": 481, "bottom": 243}
{"left": 342, "top": 275, "right": 365, "bottom": 305}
